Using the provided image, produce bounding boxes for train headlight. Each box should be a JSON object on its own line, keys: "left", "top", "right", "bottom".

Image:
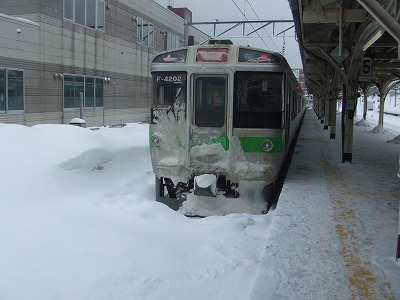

{"left": 150, "top": 133, "right": 162, "bottom": 147}
{"left": 261, "top": 139, "right": 274, "bottom": 152}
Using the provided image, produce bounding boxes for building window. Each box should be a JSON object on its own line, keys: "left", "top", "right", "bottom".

{"left": 63, "top": 0, "right": 105, "bottom": 31}
{"left": 165, "top": 32, "right": 181, "bottom": 50}
{"left": 137, "top": 18, "right": 154, "bottom": 47}
{"left": 96, "top": 0, "right": 105, "bottom": 31}
{"left": 85, "top": 77, "right": 94, "bottom": 107}
{"left": 86, "top": 0, "right": 96, "bottom": 29}
{"left": 0, "top": 69, "right": 4, "bottom": 112}
{"left": 75, "top": 0, "right": 85, "bottom": 25}
{"left": 95, "top": 78, "right": 104, "bottom": 107}
{"left": 64, "top": 0, "right": 73, "bottom": 20}
{"left": 0, "top": 68, "right": 24, "bottom": 113}
{"left": 63, "top": 75, "right": 104, "bottom": 110}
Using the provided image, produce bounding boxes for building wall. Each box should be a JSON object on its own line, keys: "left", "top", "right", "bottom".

{"left": 0, "top": 0, "right": 207, "bottom": 126}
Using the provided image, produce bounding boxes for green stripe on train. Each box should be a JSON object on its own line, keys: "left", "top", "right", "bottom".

{"left": 239, "top": 136, "right": 283, "bottom": 153}
{"left": 150, "top": 131, "right": 282, "bottom": 153}
{"left": 211, "top": 136, "right": 229, "bottom": 150}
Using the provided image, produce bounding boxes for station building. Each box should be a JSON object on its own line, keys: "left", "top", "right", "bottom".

{"left": 0, "top": 0, "right": 207, "bottom": 126}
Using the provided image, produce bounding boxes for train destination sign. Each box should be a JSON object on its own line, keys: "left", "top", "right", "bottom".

{"left": 196, "top": 48, "right": 229, "bottom": 63}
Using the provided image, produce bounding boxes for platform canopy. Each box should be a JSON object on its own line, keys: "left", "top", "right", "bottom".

{"left": 289, "top": 0, "right": 400, "bottom": 95}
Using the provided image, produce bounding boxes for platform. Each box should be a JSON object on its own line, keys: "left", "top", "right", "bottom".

{"left": 250, "top": 109, "right": 400, "bottom": 299}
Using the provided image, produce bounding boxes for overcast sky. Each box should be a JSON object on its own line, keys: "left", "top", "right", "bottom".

{"left": 154, "top": 0, "right": 302, "bottom": 69}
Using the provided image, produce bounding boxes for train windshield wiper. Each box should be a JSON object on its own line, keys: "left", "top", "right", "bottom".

{"left": 167, "top": 87, "right": 182, "bottom": 115}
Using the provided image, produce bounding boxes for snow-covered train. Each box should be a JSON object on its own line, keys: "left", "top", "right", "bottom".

{"left": 149, "top": 40, "right": 306, "bottom": 215}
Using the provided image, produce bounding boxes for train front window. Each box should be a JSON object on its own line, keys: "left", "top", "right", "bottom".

{"left": 152, "top": 72, "right": 186, "bottom": 106}
{"left": 194, "top": 76, "right": 226, "bottom": 127}
{"left": 234, "top": 72, "right": 283, "bottom": 128}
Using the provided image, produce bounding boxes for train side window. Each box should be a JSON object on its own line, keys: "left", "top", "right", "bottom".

{"left": 234, "top": 72, "right": 283, "bottom": 128}
{"left": 291, "top": 89, "right": 298, "bottom": 121}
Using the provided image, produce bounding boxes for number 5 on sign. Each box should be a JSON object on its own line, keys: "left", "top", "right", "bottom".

{"left": 360, "top": 58, "right": 373, "bottom": 76}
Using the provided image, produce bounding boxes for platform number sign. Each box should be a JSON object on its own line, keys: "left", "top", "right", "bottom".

{"left": 360, "top": 58, "right": 373, "bottom": 76}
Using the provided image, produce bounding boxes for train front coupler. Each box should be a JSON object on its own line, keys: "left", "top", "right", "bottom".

{"left": 193, "top": 174, "right": 239, "bottom": 198}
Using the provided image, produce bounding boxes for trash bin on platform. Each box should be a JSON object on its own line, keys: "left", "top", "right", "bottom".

{"left": 70, "top": 118, "right": 86, "bottom": 128}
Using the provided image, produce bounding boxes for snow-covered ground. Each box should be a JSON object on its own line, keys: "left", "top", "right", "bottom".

{"left": 252, "top": 108, "right": 400, "bottom": 299}
{"left": 356, "top": 95, "right": 400, "bottom": 132}
{"left": 0, "top": 105, "right": 399, "bottom": 299}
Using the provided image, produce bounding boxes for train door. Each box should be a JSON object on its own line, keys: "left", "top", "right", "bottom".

{"left": 190, "top": 74, "right": 228, "bottom": 169}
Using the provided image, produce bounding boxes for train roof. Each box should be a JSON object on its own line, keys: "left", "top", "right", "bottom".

{"left": 152, "top": 42, "right": 291, "bottom": 66}
{"left": 150, "top": 41, "right": 299, "bottom": 83}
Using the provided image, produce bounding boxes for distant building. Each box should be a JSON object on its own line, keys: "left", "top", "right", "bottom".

{"left": 0, "top": 0, "right": 207, "bottom": 126}
{"left": 167, "top": 6, "right": 192, "bottom": 23}
{"left": 292, "top": 68, "right": 306, "bottom": 92}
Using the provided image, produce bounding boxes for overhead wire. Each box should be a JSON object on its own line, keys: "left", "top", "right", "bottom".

{"left": 244, "top": 0, "right": 280, "bottom": 52}
{"left": 230, "top": 0, "right": 269, "bottom": 49}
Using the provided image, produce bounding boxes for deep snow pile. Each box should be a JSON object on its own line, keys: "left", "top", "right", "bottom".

{"left": 0, "top": 123, "right": 273, "bottom": 300}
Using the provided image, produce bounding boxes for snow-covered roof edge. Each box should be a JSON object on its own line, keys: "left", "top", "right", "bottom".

{"left": 0, "top": 13, "right": 39, "bottom": 26}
